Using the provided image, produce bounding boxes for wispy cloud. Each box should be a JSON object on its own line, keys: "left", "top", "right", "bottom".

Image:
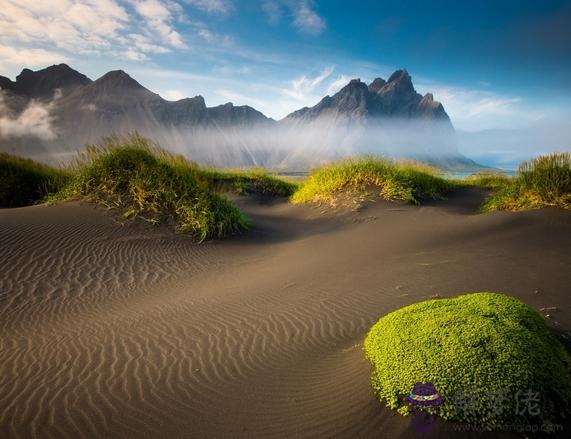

{"left": 0, "top": 1, "right": 205, "bottom": 65}
{"left": 416, "top": 83, "right": 543, "bottom": 131}
{"left": 0, "top": 91, "right": 57, "bottom": 139}
{"left": 262, "top": 0, "right": 326, "bottom": 34}
{"left": 262, "top": 0, "right": 282, "bottom": 24}
{"left": 129, "top": 0, "right": 186, "bottom": 48}
{"left": 293, "top": 0, "right": 326, "bottom": 34}
{"left": 282, "top": 66, "right": 333, "bottom": 102}
{"left": 160, "top": 89, "right": 188, "bottom": 100}
{"left": 326, "top": 75, "right": 351, "bottom": 95}
{"left": 186, "top": 0, "right": 232, "bottom": 15}
{"left": 0, "top": 46, "right": 70, "bottom": 69}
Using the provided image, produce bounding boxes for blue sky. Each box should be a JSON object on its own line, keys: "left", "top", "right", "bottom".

{"left": 1, "top": 0, "right": 570, "bottom": 136}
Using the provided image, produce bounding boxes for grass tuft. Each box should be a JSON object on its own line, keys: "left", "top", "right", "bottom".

{"left": 483, "top": 152, "right": 571, "bottom": 211}
{"left": 201, "top": 168, "right": 298, "bottom": 197}
{"left": 49, "top": 134, "right": 249, "bottom": 241}
{"left": 364, "top": 292, "right": 571, "bottom": 429}
{"left": 291, "top": 156, "right": 454, "bottom": 206}
{"left": 0, "top": 152, "right": 70, "bottom": 207}
{"left": 462, "top": 172, "right": 513, "bottom": 189}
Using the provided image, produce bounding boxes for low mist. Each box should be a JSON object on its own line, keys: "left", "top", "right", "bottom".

{"left": 457, "top": 121, "right": 571, "bottom": 169}
{"left": 128, "top": 118, "right": 460, "bottom": 170}
{"left": 0, "top": 92, "right": 57, "bottom": 141}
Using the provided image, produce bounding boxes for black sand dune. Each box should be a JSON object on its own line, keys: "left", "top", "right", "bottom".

{"left": 1, "top": 188, "right": 570, "bottom": 438}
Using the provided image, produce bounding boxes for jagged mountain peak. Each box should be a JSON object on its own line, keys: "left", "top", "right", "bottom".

{"left": 382, "top": 69, "right": 415, "bottom": 95}
{"left": 5, "top": 63, "right": 91, "bottom": 99}
{"left": 286, "top": 68, "right": 449, "bottom": 123}
{"left": 95, "top": 70, "right": 145, "bottom": 89}
{"left": 368, "top": 77, "right": 387, "bottom": 93}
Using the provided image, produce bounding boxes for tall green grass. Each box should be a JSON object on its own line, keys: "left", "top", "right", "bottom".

{"left": 2, "top": 135, "right": 295, "bottom": 240}
{"left": 49, "top": 135, "right": 250, "bottom": 241}
{"left": 483, "top": 152, "right": 571, "bottom": 211}
{"left": 201, "top": 168, "right": 298, "bottom": 197}
{"left": 291, "top": 156, "right": 454, "bottom": 206}
{"left": 0, "top": 152, "right": 69, "bottom": 207}
{"left": 462, "top": 172, "right": 513, "bottom": 189}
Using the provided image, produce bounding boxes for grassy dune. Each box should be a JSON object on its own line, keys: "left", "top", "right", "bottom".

{"left": 49, "top": 136, "right": 251, "bottom": 241}
{"left": 2, "top": 138, "right": 570, "bottom": 237}
{"left": 291, "top": 157, "right": 454, "bottom": 206}
{"left": 0, "top": 153, "right": 70, "bottom": 207}
{"left": 483, "top": 153, "right": 571, "bottom": 211}
{"left": 1, "top": 135, "right": 295, "bottom": 241}
{"left": 201, "top": 168, "right": 298, "bottom": 198}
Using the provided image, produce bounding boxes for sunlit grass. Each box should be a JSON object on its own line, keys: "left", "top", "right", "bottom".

{"left": 200, "top": 167, "right": 298, "bottom": 197}
{"left": 48, "top": 134, "right": 250, "bottom": 241}
{"left": 291, "top": 156, "right": 455, "bottom": 206}
{"left": 461, "top": 172, "right": 513, "bottom": 189}
{"left": 482, "top": 152, "right": 571, "bottom": 211}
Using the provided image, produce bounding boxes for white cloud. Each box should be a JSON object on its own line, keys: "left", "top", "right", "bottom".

{"left": 0, "top": 46, "right": 70, "bottom": 69}
{"left": 0, "top": 0, "right": 191, "bottom": 64}
{"left": 128, "top": 33, "right": 170, "bottom": 54}
{"left": 0, "top": 91, "right": 56, "bottom": 139}
{"left": 262, "top": 0, "right": 326, "bottom": 34}
{"left": 186, "top": 0, "right": 232, "bottom": 14}
{"left": 262, "top": 0, "right": 282, "bottom": 24}
{"left": 130, "top": 0, "right": 186, "bottom": 48}
{"left": 161, "top": 89, "right": 188, "bottom": 100}
{"left": 0, "top": 0, "right": 129, "bottom": 54}
{"left": 416, "top": 83, "right": 544, "bottom": 131}
{"left": 326, "top": 75, "right": 350, "bottom": 95}
{"left": 282, "top": 66, "right": 333, "bottom": 102}
{"left": 292, "top": 0, "right": 325, "bottom": 34}
{"left": 124, "top": 49, "right": 150, "bottom": 61}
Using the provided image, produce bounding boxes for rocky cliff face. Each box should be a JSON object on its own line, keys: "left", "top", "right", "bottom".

{"left": 0, "top": 64, "right": 479, "bottom": 169}
{"left": 0, "top": 64, "right": 91, "bottom": 100}
{"left": 285, "top": 69, "right": 450, "bottom": 125}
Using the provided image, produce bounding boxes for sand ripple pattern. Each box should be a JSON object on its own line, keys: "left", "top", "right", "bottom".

{"left": 2, "top": 199, "right": 571, "bottom": 438}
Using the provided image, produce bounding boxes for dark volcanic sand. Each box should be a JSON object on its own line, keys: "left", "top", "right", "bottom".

{"left": 1, "top": 188, "right": 570, "bottom": 438}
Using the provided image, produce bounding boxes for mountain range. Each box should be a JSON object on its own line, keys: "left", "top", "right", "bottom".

{"left": 0, "top": 64, "right": 479, "bottom": 169}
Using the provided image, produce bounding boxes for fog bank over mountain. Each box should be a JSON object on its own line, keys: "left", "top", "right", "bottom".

{"left": 0, "top": 64, "right": 482, "bottom": 170}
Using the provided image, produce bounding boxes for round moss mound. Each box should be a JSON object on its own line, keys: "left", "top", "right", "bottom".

{"left": 364, "top": 292, "right": 571, "bottom": 429}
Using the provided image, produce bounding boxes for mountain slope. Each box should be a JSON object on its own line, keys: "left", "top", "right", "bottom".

{"left": 0, "top": 64, "right": 480, "bottom": 169}
{"left": 285, "top": 69, "right": 450, "bottom": 125}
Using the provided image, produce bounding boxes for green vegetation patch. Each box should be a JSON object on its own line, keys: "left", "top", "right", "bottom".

{"left": 201, "top": 168, "right": 298, "bottom": 198}
{"left": 364, "top": 292, "right": 571, "bottom": 429}
{"left": 461, "top": 172, "right": 513, "bottom": 190}
{"left": 291, "top": 157, "right": 454, "bottom": 206}
{"left": 483, "top": 153, "right": 571, "bottom": 211}
{"left": 0, "top": 152, "right": 69, "bottom": 207}
{"left": 50, "top": 135, "right": 249, "bottom": 241}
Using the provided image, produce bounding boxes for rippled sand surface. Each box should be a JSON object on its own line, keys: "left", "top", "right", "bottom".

{"left": 2, "top": 190, "right": 570, "bottom": 438}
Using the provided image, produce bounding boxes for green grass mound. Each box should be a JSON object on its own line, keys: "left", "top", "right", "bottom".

{"left": 462, "top": 172, "right": 513, "bottom": 190}
{"left": 51, "top": 135, "right": 248, "bottom": 241}
{"left": 0, "top": 152, "right": 69, "bottom": 207}
{"left": 291, "top": 157, "right": 454, "bottom": 206}
{"left": 364, "top": 292, "right": 571, "bottom": 429}
{"left": 483, "top": 152, "right": 571, "bottom": 211}
{"left": 201, "top": 168, "right": 298, "bottom": 198}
